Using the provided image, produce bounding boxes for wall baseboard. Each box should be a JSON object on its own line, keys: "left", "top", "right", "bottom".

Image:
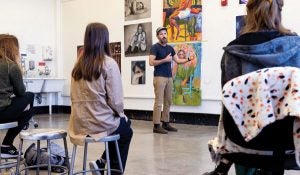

{"left": 34, "top": 106, "right": 219, "bottom": 126}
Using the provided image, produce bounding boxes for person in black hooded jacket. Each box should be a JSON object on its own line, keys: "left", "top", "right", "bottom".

{"left": 204, "top": 0, "right": 300, "bottom": 174}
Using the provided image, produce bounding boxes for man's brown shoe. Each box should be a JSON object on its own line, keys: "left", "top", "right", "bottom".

{"left": 153, "top": 126, "right": 168, "bottom": 134}
{"left": 162, "top": 123, "right": 178, "bottom": 132}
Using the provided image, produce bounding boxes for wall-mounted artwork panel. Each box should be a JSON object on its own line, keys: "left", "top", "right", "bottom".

{"left": 170, "top": 42, "right": 201, "bottom": 106}
{"left": 21, "top": 44, "right": 54, "bottom": 78}
{"left": 110, "top": 42, "right": 122, "bottom": 72}
{"left": 236, "top": 15, "right": 245, "bottom": 37}
{"left": 131, "top": 60, "right": 146, "bottom": 85}
{"left": 163, "top": 0, "right": 202, "bottom": 43}
{"left": 239, "top": 0, "right": 248, "bottom": 4}
{"left": 125, "top": 0, "right": 151, "bottom": 21}
{"left": 124, "top": 22, "right": 152, "bottom": 57}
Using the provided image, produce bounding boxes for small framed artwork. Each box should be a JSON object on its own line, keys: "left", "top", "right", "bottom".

{"left": 239, "top": 0, "right": 248, "bottom": 4}
{"left": 125, "top": 0, "right": 151, "bottom": 21}
{"left": 77, "top": 45, "right": 83, "bottom": 58}
{"left": 109, "top": 42, "right": 122, "bottom": 72}
{"left": 124, "top": 22, "right": 152, "bottom": 57}
{"left": 236, "top": 15, "right": 246, "bottom": 37}
{"left": 131, "top": 60, "right": 145, "bottom": 85}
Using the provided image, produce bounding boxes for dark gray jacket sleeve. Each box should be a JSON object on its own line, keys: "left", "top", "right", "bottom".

{"left": 9, "top": 63, "right": 26, "bottom": 96}
{"left": 221, "top": 52, "right": 242, "bottom": 87}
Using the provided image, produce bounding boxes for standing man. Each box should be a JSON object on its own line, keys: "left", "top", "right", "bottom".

{"left": 149, "top": 27, "right": 191, "bottom": 134}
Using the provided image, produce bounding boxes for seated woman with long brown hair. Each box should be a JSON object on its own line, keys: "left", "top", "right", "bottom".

{"left": 0, "top": 34, "right": 34, "bottom": 158}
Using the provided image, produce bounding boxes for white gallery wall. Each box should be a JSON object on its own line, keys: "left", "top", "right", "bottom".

{"left": 0, "top": 0, "right": 61, "bottom": 106}
{"left": 60, "top": 0, "right": 300, "bottom": 114}
{"left": 1, "top": 0, "right": 300, "bottom": 115}
{"left": 0, "top": 0, "right": 59, "bottom": 65}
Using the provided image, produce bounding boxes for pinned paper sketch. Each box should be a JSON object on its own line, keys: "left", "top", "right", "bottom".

{"left": 125, "top": 0, "right": 151, "bottom": 21}
{"left": 23, "top": 44, "right": 53, "bottom": 77}
{"left": 43, "top": 46, "right": 54, "bottom": 61}
{"left": 163, "top": 0, "right": 202, "bottom": 42}
{"left": 171, "top": 43, "right": 202, "bottom": 106}
{"left": 26, "top": 44, "right": 36, "bottom": 55}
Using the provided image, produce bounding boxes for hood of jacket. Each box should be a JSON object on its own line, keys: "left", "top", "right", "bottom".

{"left": 223, "top": 35, "right": 300, "bottom": 67}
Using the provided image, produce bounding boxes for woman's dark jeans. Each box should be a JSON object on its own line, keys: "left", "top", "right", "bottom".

{"left": 101, "top": 117, "right": 133, "bottom": 175}
{"left": 0, "top": 92, "right": 34, "bottom": 145}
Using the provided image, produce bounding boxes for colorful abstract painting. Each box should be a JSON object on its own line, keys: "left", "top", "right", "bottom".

{"left": 170, "top": 43, "right": 201, "bottom": 106}
{"left": 163, "top": 0, "right": 202, "bottom": 43}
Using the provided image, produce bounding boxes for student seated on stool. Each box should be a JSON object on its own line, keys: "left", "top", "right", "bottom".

{"left": 0, "top": 34, "right": 34, "bottom": 158}
{"left": 69, "top": 22, "right": 133, "bottom": 175}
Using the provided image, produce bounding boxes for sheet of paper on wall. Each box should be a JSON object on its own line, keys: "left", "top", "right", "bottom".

{"left": 43, "top": 46, "right": 54, "bottom": 61}
{"left": 26, "top": 44, "right": 36, "bottom": 55}
{"left": 21, "top": 44, "right": 53, "bottom": 77}
{"left": 26, "top": 44, "right": 43, "bottom": 61}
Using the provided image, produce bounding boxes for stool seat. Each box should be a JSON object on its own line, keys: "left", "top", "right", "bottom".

{"left": 70, "top": 134, "right": 123, "bottom": 175}
{"left": 0, "top": 122, "right": 19, "bottom": 173}
{"left": 0, "top": 122, "right": 17, "bottom": 130}
{"left": 20, "top": 128, "right": 67, "bottom": 140}
{"left": 16, "top": 128, "right": 70, "bottom": 175}
{"left": 85, "top": 134, "right": 120, "bottom": 143}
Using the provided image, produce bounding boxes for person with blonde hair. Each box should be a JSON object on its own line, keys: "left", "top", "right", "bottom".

{"left": 204, "top": 0, "right": 300, "bottom": 174}
{"left": 69, "top": 22, "right": 133, "bottom": 175}
{"left": 0, "top": 34, "right": 34, "bottom": 158}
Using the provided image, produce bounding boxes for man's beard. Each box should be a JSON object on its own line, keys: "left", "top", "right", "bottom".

{"left": 160, "top": 37, "right": 167, "bottom": 44}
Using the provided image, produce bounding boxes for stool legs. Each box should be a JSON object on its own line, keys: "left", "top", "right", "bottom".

{"left": 105, "top": 142, "right": 110, "bottom": 175}
{"left": 16, "top": 138, "right": 70, "bottom": 175}
{"left": 105, "top": 141, "right": 124, "bottom": 175}
{"left": 36, "top": 140, "right": 41, "bottom": 175}
{"left": 16, "top": 139, "right": 23, "bottom": 175}
{"left": 63, "top": 137, "right": 70, "bottom": 173}
{"left": 70, "top": 137, "right": 124, "bottom": 175}
{"left": 114, "top": 140, "right": 123, "bottom": 174}
{"left": 0, "top": 144, "right": 2, "bottom": 174}
{"left": 83, "top": 142, "right": 88, "bottom": 175}
{"left": 70, "top": 145, "right": 77, "bottom": 175}
{"left": 47, "top": 140, "right": 51, "bottom": 175}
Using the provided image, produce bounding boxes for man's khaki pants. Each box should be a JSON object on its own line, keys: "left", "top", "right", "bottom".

{"left": 153, "top": 76, "right": 173, "bottom": 124}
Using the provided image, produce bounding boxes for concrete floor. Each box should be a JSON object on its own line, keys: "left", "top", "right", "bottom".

{"left": 1, "top": 114, "right": 299, "bottom": 175}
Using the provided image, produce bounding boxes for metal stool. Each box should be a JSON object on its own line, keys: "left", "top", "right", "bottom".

{"left": 70, "top": 134, "right": 123, "bottom": 175}
{"left": 0, "top": 122, "right": 21, "bottom": 174}
{"left": 16, "top": 128, "right": 70, "bottom": 175}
